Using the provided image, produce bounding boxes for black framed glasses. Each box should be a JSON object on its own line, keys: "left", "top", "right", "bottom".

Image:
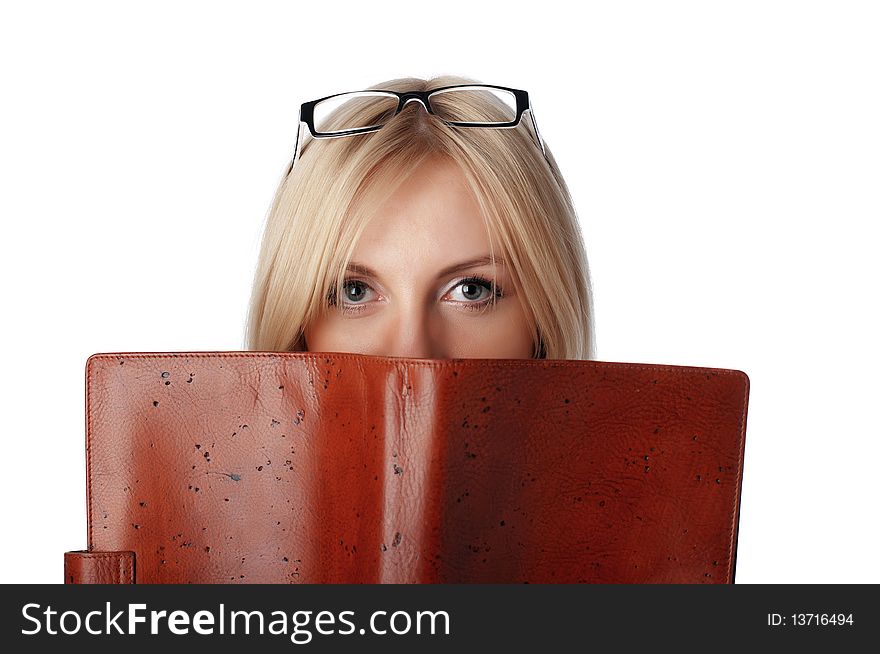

{"left": 285, "top": 84, "right": 549, "bottom": 176}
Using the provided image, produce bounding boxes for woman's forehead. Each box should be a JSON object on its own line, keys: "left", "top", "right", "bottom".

{"left": 349, "top": 157, "right": 497, "bottom": 281}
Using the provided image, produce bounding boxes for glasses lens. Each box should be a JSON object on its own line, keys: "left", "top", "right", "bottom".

{"left": 429, "top": 87, "right": 518, "bottom": 124}
{"left": 312, "top": 92, "right": 399, "bottom": 134}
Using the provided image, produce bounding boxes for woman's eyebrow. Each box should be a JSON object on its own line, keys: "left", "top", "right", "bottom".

{"left": 346, "top": 256, "right": 506, "bottom": 280}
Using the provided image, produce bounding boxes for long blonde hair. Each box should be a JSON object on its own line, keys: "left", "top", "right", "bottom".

{"left": 245, "top": 75, "right": 596, "bottom": 359}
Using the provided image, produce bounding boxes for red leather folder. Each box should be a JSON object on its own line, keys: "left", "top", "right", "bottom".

{"left": 64, "top": 352, "right": 750, "bottom": 584}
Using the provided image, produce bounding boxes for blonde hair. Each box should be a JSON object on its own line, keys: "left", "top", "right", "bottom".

{"left": 244, "top": 75, "right": 596, "bottom": 359}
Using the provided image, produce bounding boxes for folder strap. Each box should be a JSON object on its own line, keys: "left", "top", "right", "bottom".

{"left": 64, "top": 550, "right": 135, "bottom": 584}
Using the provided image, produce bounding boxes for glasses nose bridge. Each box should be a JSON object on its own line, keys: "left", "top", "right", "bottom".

{"left": 398, "top": 91, "right": 433, "bottom": 115}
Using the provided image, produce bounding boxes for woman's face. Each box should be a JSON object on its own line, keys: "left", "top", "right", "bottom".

{"left": 304, "top": 155, "right": 535, "bottom": 359}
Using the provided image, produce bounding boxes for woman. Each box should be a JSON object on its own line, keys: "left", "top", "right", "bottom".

{"left": 245, "top": 75, "right": 596, "bottom": 360}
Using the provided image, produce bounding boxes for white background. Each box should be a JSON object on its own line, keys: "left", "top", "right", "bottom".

{"left": 1, "top": 0, "right": 877, "bottom": 584}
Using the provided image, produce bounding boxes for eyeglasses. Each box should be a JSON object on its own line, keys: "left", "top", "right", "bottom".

{"left": 285, "top": 84, "right": 549, "bottom": 176}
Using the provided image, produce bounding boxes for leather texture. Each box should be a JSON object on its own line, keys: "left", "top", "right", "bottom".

{"left": 65, "top": 352, "right": 749, "bottom": 584}
{"left": 64, "top": 550, "right": 135, "bottom": 584}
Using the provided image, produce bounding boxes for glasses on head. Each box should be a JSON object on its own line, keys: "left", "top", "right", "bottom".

{"left": 284, "top": 84, "right": 549, "bottom": 176}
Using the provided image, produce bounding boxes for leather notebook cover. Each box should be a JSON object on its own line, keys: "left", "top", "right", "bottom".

{"left": 64, "top": 352, "right": 750, "bottom": 584}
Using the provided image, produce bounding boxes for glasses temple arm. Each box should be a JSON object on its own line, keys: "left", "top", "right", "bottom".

{"left": 285, "top": 112, "right": 306, "bottom": 177}
{"left": 526, "top": 105, "right": 548, "bottom": 162}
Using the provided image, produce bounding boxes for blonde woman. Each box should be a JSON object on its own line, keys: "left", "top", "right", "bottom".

{"left": 245, "top": 75, "right": 595, "bottom": 360}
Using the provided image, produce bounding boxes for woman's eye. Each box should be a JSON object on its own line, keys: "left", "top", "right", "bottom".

{"left": 328, "top": 279, "right": 374, "bottom": 313}
{"left": 342, "top": 280, "right": 370, "bottom": 303}
{"left": 449, "top": 276, "right": 503, "bottom": 309}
